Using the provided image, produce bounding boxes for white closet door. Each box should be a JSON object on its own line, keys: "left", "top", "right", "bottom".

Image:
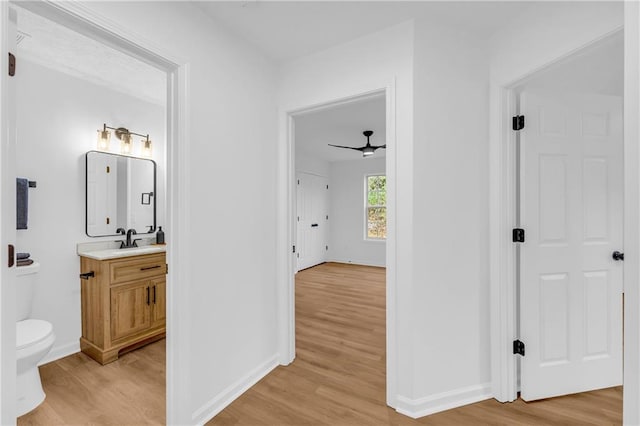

{"left": 520, "top": 91, "right": 623, "bottom": 401}
{"left": 296, "top": 172, "right": 328, "bottom": 271}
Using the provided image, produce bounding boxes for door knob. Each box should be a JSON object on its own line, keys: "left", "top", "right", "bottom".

{"left": 612, "top": 251, "right": 624, "bottom": 261}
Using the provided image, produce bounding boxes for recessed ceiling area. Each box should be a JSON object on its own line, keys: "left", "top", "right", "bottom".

{"left": 195, "top": 1, "right": 538, "bottom": 63}
{"left": 517, "top": 31, "right": 623, "bottom": 96}
{"left": 295, "top": 95, "right": 386, "bottom": 163}
{"left": 15, "top": 6, "right": 166, "bottom": 106}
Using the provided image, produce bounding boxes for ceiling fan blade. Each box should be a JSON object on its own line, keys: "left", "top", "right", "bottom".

{"left": 328, "top": 144, "right": 365, "bottom": 151}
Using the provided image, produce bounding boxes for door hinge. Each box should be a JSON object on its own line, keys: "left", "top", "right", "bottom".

{"left": 326, "top": 185, "right": 329, "bottom": 189}
{"left": 106, "top": 166, "right": 110, "bottom": 173}
{"left": 513, "top": 339, "right": 525, "bottom": 356}
{"left": 292, "top": 245, "right": 296, "bottom": 253}
{"left": 326, "top": 215, "right": 328, "bottom": 220}
{"left": 297, "top": 179, "right": 300, "bottom": 185}
{"left": 512, "top": 228, "right": 525, "bottom": 243}
{"left": 8, "top": 52, "right": 16, "bottom": 77}
{"left": 512, "top": 115, "right": 525, "bottom": 131}
{"left": 325, "top": 245, "right": 328, "bottom": 251}
{"left": 166, "top": 263, "right": 168, "bottom": 274}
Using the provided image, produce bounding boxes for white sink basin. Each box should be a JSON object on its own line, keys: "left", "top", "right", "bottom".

{"left": 79, "top": 245, "right": 166, "bottom": 260}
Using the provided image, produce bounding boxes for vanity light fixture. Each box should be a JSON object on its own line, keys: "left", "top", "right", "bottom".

{"left": 99, "top": 123, "right": 153, "bottom": 157}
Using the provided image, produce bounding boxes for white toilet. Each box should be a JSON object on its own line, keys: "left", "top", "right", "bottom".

{"left": 16, "top": 262, "right": 55, "bottom": 417}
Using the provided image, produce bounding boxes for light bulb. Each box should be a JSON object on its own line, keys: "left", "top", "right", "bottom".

{"left": 120, "top": 133, "right": 132, "bottom": 154}
{"left": 97, "top": 127, "right": 111, "bottom": 150}
{"left": 141, "top": 138, "right": 152, "bottom": 157}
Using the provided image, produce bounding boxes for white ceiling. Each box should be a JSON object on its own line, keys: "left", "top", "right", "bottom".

{"left": 195, "top": 1, "right": 537, "bottom": 63}
{"left": 518, "top": 31, "right": 623, "bottom": 96}
{"left": 295, "top": 95, "right": 386, "bottom": 162}
{"left": 15, "top": 6, "right": 166, "bottom": 106}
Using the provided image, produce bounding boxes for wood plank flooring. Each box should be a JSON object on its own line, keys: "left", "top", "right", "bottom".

{"left": 18, "top": 262, "right": 621, "bottom": 425}
{"left": 209, "top": 262, "right": 622, "bottom": 426}
{"left": 17, "top": 338, "right": 165, "bottom": 425}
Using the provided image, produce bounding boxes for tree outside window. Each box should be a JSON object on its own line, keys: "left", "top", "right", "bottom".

{"left": 366, "top": 175, "right": 386, "bottom": 239}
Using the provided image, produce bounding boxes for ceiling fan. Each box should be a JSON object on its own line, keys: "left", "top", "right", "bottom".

{"left": 328, "top": 130, "right": 385, "bottom": 157}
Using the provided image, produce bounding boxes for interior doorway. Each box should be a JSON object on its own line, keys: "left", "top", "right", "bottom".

{"left": 281, "top": 86, "right": 397, "bottom": 405}
{"left": 512, "top": 31, "right": 624, "bottom": 403}
{"left": 1, "top": 2, "right": 187, "bottom": 423}
{"left": 293, "top": 94, "right": 387, "bottom": 272}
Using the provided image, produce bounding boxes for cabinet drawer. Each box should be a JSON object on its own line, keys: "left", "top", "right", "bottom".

{"left": 110, "top": 254, "right": 166, "bottom": 284}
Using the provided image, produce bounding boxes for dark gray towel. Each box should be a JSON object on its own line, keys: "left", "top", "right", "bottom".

{"left": 17, "top": 253, "right": 30, "bottom": 260}
{"left": 16, "top": 178, "right": 28, "bottom": 230}
{"left": 17, "top": 259, "right": 33, "bottom": 267}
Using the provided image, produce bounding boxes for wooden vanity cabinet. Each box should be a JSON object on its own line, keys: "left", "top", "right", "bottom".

{"left": 79, "top": 252, "right": 166, "bottom": 364}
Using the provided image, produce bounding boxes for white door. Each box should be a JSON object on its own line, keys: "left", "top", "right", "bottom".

{"left": 1, "top": 5, "right": 19, "bottom": 423}
{"left": 520, "top": 91, "right": 623, "bottom": 401}
{"left": 86, "top": 154, "right": 118, "bottom": 235}
{"left": 296, "top": 172, "right": 328, "bottom": 271}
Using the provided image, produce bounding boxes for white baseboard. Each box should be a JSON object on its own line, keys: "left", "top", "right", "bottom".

{"left": 192, "top": 355, "right": 279, "bottom": 425}
{"left": 395, "top": 383, "right": 492, "bottom": 419}
{"left": 328, "top": 259, "right": 386, "bottom": 268}
{"left": 40, "top": 341, "right": 80, "bottom": 366}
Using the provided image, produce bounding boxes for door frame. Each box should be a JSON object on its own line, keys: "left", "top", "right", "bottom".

{"left": 0, "top": 1, "right": 191, "bottom": 423}
{"left": 489, "top": 25, "right": 635, "bottom": 419}
{"left": 276, "top": 82, "right": 398, "bottom": 407}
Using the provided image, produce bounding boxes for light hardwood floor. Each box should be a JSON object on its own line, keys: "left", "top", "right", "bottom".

{"left": 18, "top": 338, "right": 165, "bottom": 425}
{"left": 19, "top": 262, "right": 621, "bottom": 425}
{"left": 209, "top": 262, "right": 622, "bottom": 426}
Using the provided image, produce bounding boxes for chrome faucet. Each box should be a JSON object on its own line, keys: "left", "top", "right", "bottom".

{"left": 119, "top": 228, "right": 140, "bottom": 249}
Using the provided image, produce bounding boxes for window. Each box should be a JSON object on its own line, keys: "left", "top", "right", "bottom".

{"left": 366, "top": 174, "right": 386, "bottom": 239}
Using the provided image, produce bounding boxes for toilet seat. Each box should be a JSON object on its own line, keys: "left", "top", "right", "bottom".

{"left": 17, "top": 319, "right": 53, "bottom": 350}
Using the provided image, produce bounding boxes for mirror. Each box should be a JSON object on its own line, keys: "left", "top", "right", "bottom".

{"left": 86, "top": 151, "right": 156, "bottom": 237}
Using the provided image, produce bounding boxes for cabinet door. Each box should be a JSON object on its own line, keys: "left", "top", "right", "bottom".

{"left": 151, "top": 278, "right": 166, "bottom": 327}
{"left": 111, "top": 281, "right": 151, "bottom": 341}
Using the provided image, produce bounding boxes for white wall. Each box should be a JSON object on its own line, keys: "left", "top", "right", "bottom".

{"left": 401, "top": 19, "right": 492, "bottom": 415}
{"left": 329, "top": 158, "right": 385, "bottom": 267}
{"left": 81, "top": 2, "right": 280, "bottom": 423}
{"left": 15, "top": 59, "right": 165, "bottom": 363}
{"left": 277, "top": 20, "right": 414, "bottom": 408}
{"left": 295, "top": 151, "right": 329, "bottom": 177}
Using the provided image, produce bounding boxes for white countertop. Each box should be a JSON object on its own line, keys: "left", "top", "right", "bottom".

{"left": 77, "top": 240, "right": 166, "bottom": 260}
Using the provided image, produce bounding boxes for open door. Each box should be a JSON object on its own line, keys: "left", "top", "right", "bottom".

{"left": 0, "top": 4, "right": 18, "bottom": 423}
{"left": 520, "top": 90, "right": 623, "bottom": 401}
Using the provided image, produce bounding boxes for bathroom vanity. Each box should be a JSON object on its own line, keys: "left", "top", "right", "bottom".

{"left": 78, "top": 248, "right": 166, "bottom": 365}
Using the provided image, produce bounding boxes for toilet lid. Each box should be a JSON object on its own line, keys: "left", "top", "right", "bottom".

{"left": 16, "top": 319, "right": 53, "bottom": 350}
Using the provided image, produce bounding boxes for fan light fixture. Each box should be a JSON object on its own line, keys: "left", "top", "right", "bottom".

{"left": 328, "top": 130, "right": 386, "bottom": 158}
{"left": 97, "top": 123, "right": 153, "bottom": 158}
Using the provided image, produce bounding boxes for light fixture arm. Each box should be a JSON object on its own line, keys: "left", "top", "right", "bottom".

{"left": 103, "top": 123, "right": 150, "bottom": 141}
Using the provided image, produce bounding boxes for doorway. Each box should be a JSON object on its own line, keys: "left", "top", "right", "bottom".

{"left": 1, "top": 2, "right": 187, "bottom": 423}
{"left": 281, "top": 86, "right": 397, "bottom": 405}
{"left": 512, "top": 31, "right": 624, "bottom": 403}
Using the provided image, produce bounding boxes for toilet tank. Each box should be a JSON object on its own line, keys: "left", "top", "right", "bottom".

{"left": 16, "top": 262, "right": 40, "bottom": 321}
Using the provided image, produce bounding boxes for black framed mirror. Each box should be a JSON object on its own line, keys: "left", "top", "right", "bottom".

{"left": 85, "top": 151, "right": 156, "bottom": 237}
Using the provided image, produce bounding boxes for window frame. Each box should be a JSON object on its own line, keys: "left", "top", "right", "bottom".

{"left": 364, "top": 173, "right": 387, "bottom": 241}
